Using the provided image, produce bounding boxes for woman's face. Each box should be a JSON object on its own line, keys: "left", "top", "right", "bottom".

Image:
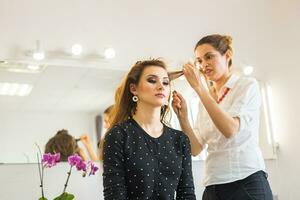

{"left": 195, "top": 44, "right": 231, "bottom": 81}
{"left": 103, "top": 113, "right": 110, "bottom": 129}
{"left": 131, "top": 66, "right": 170, "bottom": 108}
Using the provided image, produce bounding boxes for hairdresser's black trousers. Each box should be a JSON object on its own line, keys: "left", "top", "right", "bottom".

{"left": 202, "top": 171, "right": 273, "bottom": 200}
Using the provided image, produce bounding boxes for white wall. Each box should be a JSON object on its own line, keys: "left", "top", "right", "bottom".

{"left": 252, "top": 1, "right": 300, "bottom": 199}
{"left": 0, "top": 111, "right": 98, "bottom": 163}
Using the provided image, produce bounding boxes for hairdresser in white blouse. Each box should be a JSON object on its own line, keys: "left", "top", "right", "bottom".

{"left": 172, "top": 34, "right": 273, "bottom": 200}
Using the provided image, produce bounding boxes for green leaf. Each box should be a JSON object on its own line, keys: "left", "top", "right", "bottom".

{"left": 38, "top": 197, "right": 48, "bottom": 200}
{"left": 53, "top": 192, "right": 75, "bottom": 200}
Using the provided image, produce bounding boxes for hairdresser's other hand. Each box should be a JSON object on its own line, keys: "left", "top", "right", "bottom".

{"left": 182, "top": 61, "right": 202, "bottom": 90}
{"left": 172, "top": 91, "right": 188, "bottom": 121}
{"left": 80, "top": 134, "right": 92, "bottom": 147}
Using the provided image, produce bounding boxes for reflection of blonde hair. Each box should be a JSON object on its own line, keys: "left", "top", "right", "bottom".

{"left": 104, "top": 105, "right": 113, "bottom": 115}
{"left": 98, "top": 82, "right": 124, "bottom": 161}
{"left": 103, "top": 105, "right": 114, "bottom": 128}
{"left": 108, "top": 76, "right": 125, "bottom": 129}
{"left": 109, "top": 59, "right": 170, "bottom": 130}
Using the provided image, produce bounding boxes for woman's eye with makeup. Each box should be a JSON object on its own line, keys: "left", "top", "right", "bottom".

{"left": 147, "top": 79, "right": 156, "bottom": 84}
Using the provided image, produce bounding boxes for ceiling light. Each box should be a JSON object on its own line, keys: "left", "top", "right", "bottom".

{"left": 0, "top": 82, "right": 33, "bottom": 96}
{"left": 33, "top": 52, "right": 45, "bottom": 60}
{"left": 27, "top": 65, "right": 40, "bottom": 71}
{"left": 243, "top": 66, "right": 254, "bottom": 75}
{"left": 7, "top": 68, "right": 40, "bottom": 74}
{"left": 1, "top": 61, "right": 44, "bottom": 74}
{"left": 104, "top": 47, "right": 116, "bottom": 59}
{"left": 71, "top": 44, "right": 83, "bottom": 55}
{"left": 32, "top": 40, "right": 45, "bottom": 60}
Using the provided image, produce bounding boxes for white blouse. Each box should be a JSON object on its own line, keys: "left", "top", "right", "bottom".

{"left": 194, "top": 74, "right": 265, "bottom": 186}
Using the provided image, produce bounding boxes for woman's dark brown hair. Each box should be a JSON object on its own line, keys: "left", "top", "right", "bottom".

{"left": 109, "top": 58, "right": 170, "bottom": 129}
{"left": 45, "top": 129, "right": 79, "bottom": 161}
{"left": 194, "top": 34, "right": 233, "bottom": 67}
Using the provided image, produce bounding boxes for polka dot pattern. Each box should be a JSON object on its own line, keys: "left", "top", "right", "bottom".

{"left": 102, "top": 119, "right": 196, "bottom": 199}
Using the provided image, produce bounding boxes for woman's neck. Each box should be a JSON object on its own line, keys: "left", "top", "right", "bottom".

{"left": 133, "top": 103, "right": 163, "bottom": 138}
{"left": 214, "top": 72, "right": 231, "bottom": 93}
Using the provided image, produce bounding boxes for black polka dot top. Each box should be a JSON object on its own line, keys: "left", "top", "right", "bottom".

{"left": 103, "top": 118, "right": 196, "bottom": 200}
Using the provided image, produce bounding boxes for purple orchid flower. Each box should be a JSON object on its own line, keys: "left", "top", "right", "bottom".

{"left": 67, "top": 154, "right": 82, "bottom": 167}
{"left": 42, "top": 153, "right": 60, "bottom": 168}
{"left": 75, "top": 160, "right": 87, "bottom": 171}
{"left": 68, "top": 154, "right": 87, "bottom": 172}
{"left": 88, "top": 161, "right": 99, "bottom": 176}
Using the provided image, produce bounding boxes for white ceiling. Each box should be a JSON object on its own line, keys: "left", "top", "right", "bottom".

{"left": 0, "top": 0, "right": 296, "bottom": 113}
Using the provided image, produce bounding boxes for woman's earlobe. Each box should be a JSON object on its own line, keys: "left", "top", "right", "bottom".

{"left": 129, "top": 83, "right": 137, "bottom": 94}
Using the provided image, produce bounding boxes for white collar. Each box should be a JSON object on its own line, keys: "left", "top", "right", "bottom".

{"left": 224, "top": 73, "right": 240, "bottom": 89}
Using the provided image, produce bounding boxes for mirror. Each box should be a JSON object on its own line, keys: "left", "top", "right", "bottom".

{"left": 0, "top": 64, "right": 126, "bottom": 163}
{"left": 1, "top": 0, "right": 275, "bottom": 164}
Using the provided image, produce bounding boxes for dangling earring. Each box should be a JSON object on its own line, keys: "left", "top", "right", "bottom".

{"left": 132, "top": 95, "right": 139, "bottom": 102}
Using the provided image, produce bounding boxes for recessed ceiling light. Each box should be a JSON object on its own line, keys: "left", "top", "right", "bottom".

{"left": 71, "top": 44, "right": 83, "bottom": 56}
{"left": 104, "top": 48, "right": 116, "bottom": 59}
{"left": 0, "top": 82, "right": 33, "bottom": 96}
{"left": 33, "top": 52, "right": 45, "bottom": 61}
{"left": 32, "top": 40, "right": 45, "bottom": 60}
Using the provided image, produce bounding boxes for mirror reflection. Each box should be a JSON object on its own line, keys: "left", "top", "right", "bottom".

{"left": 0, "top": 63, "right": 126, "bottom": 163}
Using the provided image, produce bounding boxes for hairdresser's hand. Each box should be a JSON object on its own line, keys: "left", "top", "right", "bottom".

{"left": 172, "top": 91, "right": 188, "bottom": 121}
{"left": 78, "top": 147, "right": 88, "bottom": 161}
{"left": 80, "top": 134, "right": 92, "bottom": 147}
{"left": 182, "top": 61, "right": 203, "bottom": 90}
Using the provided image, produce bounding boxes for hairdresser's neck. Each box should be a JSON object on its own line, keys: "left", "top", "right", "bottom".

{"left": 133, "top": 103, "right": 163, "bottom": 138}
{"left": 215, "top": 71, "right": 231, "bottom": 93}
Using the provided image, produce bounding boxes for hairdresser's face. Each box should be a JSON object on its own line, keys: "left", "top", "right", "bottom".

{"left": 103, "top": 113, "right": 110, "bottom": 129}
{"left": 195, "top": 44, "right": 230, "bottom": 81}
{"left": 132, "top": 66, "right": 170, "bottom": 108}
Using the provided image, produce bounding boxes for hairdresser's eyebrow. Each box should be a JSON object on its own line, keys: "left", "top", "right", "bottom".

{"left": 205, "top": 52, "right": 215, "bottom": 56}
{"left": 196, "top": 51, "right": 214, "bottom": 61}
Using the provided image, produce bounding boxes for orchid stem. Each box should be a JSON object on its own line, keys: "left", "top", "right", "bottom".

{"left": 37, "top": 152, "right": 45, "bottom": 198}
{"left": 60, "top": 165, "right": 73, "bottom": 197}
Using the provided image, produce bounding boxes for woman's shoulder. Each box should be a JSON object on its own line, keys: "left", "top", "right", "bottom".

{"left": 233, "top": 76, "right": 260, "bottom": 95}
{"left": 237, "top": 76, "right": 259, "bottom": 88}
{"left": 104, "top": 120, "right": 131, "bottom": 141}
{"left": 164, "top": 125, "right": 190, "bottom": 142}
